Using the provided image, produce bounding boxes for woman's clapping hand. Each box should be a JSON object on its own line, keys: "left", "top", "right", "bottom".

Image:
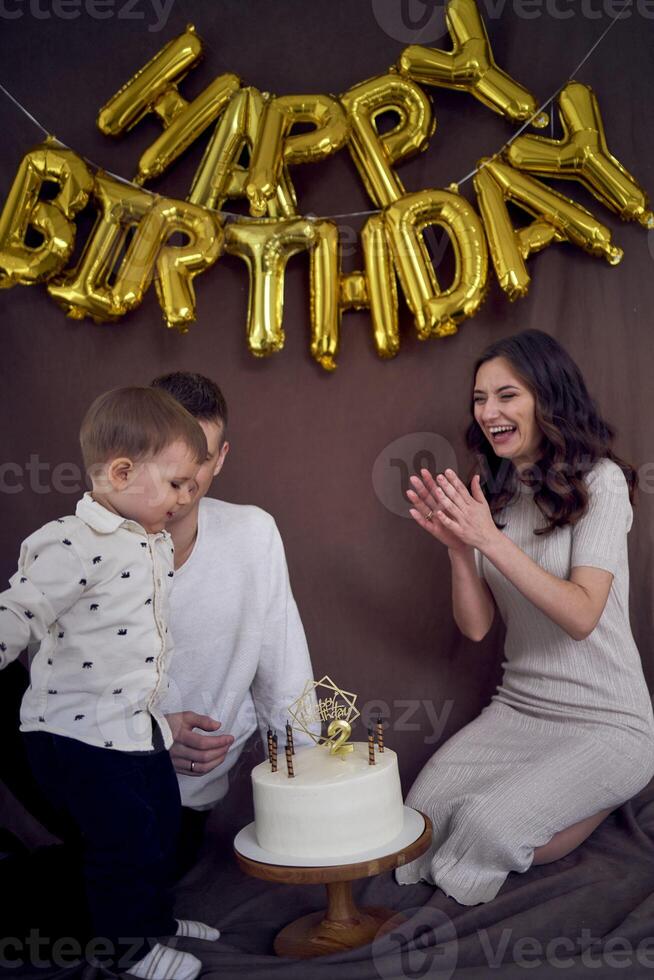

{"left": 407, "top": 468, "right": 498, "bottom": 552}
{"left": 407, "top": 469, "right": 467, "bottom": 551}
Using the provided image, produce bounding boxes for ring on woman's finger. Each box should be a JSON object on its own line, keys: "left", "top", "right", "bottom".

{"left": 425, "top": 509, "right": 433, "bottom": 522}
{"left": 190, "top": 760, "right": 195, "bottom": 773}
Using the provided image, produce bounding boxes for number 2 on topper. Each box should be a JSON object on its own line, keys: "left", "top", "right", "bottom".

{"left": 327, "top": 719, "right": 354, "bottom": 758}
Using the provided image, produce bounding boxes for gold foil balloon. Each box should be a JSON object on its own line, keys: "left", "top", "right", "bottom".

{"left": 339, "top": 271, "right": 368, "bottom": 311}
{"left": 474, "top": 157, "right": 623, "bottom": 300}
{"left": 48, "top": 172, "right": 154, "bottom": 320}
{"left": 0, "top": 142, "right": 93, "bottom": 287}
{"left": 474, "top": 164, "right": 532, "bottom": 301}
{"left": 97, "top": 24, "right": 241, "bottom": 184}
{"left": 189, "top": 86, "right": 251, "bottom": 209}
{"left": 340, "top": 73, "right": 434, "bottom": 208}
{"left": 189, "top": 87, "right": 297, "bottom": 217}
{"left": 153, "top": 200, "right": 223, "bottom": 331}
{"left": 97, "top": 25, "right": 203, "bottom": 135}
{"left": 309, "top": 219, "right": 340, "bottom": 371}
{"left": 506, "top": 82, "right": 654, "bottom": 228}
{"left": 246, "top": 93, "right": 348, "bottom": 216}
{"left": 384, "top": 188, "right": 488, "bottom": 337}
{"left": 359, "top": 213, "right": 399, "bottom": 359}
{"left": 308, "top": 215, "right": 400, "bottom": 371}
{"left": 225, "top": 216, "right": 315, "bottom": 356}
{"left": 134, "top": 72, "right": 241, "bottom": 185}
{"left": 114, "top": 197, "right": 223, "bottom": 331}
{"left": 398, "top": 0, "right": 545, "bottom": 127}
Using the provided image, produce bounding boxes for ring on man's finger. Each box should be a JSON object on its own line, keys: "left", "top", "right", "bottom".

{"left": 425, "top": 509, "right": 433, "bottom": 522}
{"left": 190, "top": 760, "right": 195, "bottom": 772}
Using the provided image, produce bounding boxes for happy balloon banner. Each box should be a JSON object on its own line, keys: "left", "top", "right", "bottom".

{"left": 0, "top": 0, "right": 651, "bottom": 370}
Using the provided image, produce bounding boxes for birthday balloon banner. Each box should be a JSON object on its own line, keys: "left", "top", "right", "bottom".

{"left": 0, "top": 0, "right": 651, "bottom": 370}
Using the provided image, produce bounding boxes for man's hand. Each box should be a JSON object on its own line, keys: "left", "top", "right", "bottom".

{"left": 165, "top": 711, "right": 235, "bottom": 777}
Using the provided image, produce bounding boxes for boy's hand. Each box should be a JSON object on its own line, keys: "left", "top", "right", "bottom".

{"left": 165, "top": 711, "right": 235, "bottom": 776}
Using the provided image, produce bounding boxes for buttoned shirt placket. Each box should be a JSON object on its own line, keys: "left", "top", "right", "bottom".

{"left": 148, "top": 533, "right": 170, "bottom": 711}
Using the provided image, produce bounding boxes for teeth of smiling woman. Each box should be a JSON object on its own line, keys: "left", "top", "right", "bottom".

{"left": 489, "top": 426, "right": 516, "bottom": 434}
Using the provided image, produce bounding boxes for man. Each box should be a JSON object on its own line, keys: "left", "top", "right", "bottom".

{"left": 151, "top": 372, "right": 317, "bottom": 869}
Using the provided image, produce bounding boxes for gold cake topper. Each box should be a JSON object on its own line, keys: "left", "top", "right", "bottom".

{"left": 288, "top": 675, "right": 360, "bottom": 757}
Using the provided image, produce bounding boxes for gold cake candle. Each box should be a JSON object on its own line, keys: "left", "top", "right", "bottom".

{"left": 368, "top": 726, "right": 376, "bottom": 765}
{"left": 286, "top": 720, "right": 295, "bottom": 755}
{"left": 285, "top": 741, "right": 295, "bottom": 777}
{"left": 376, "top": 715, "right": 385, "bottom": 753}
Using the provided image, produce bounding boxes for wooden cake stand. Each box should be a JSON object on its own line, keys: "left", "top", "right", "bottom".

{"left": 234, "top": 808, "right": 432, "bottom": 959}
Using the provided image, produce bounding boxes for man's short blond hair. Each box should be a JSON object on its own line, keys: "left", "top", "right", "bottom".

{"left": 80, "top": 386, "right": 207, "bottom": 472}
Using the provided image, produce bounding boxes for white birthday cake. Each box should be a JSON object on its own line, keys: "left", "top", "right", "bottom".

{"left": 251, "top": 740, "right": 404, "bottom": 860}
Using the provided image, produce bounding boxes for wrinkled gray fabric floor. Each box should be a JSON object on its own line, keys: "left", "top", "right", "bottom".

{"left": 12, "top": 776, "right": 654, "bottom": 979}
{"left": 167, "top": 780, "right": 654, "bottom": 978}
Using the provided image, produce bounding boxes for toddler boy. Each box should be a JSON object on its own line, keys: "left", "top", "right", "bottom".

{"left": 0, "top": 387, "right": 218, "bottom": 979}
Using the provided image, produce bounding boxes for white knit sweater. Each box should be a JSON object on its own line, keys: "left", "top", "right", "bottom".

{"left": 159, "top": 497, "right": 317, "bottom": 809}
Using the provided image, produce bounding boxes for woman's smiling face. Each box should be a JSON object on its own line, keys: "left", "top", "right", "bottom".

{"left": 473, "top": 356, "right": 542, "bottom": 470}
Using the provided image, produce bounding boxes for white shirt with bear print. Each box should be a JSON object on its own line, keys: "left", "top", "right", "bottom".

{"left": 0, "top": 493, "right": 176, "bottom": 752}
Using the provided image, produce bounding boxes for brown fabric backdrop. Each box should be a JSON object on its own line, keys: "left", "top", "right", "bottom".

{"left": 1, "top": 0, "right": 653, "bottom": 806}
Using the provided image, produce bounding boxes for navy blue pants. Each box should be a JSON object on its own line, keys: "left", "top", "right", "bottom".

{"left": 22, "top": 727, "right": 181, "bottom": 969}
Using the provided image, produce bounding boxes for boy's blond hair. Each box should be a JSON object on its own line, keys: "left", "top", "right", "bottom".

{"left": 80, "top": 386, "right": 207, "bottom": 471}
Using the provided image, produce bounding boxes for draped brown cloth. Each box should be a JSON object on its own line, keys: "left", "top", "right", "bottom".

{"left": 1, "top": 0, "right": 654, "bottom": 976}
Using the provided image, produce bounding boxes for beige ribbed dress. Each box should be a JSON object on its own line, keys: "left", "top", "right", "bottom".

{"left": 396, "top": 458, "right": 654, "bottom": 905}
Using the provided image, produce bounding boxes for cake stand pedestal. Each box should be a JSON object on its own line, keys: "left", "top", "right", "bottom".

{"left": 234, "top": 806, "right": 432, "bottom": 959}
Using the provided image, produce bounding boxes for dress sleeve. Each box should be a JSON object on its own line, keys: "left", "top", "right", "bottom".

{"left": 0, "top": 523, "right": 87, "bottom": 669}
{"left": 570, "top": 459, "right": 632, "bottom": 576}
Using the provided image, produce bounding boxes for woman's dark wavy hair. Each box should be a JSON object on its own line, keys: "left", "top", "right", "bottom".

{"left": 466, "top": 329, "right": 637, "bottom": 535}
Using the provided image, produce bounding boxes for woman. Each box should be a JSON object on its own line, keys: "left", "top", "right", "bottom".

{"left": 396, "top": 329, "right": 654, "bottom": 906}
